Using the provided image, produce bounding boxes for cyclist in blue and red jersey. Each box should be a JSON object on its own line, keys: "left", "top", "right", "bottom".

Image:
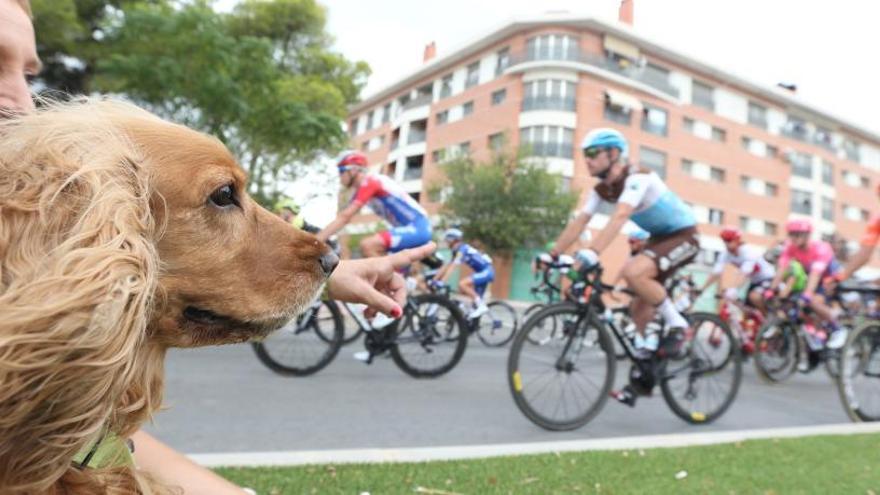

{"left": 317, "top": 151, "right": 432, "bottom": 257}
{"left": 433, "top": 228, "right": 495, "bottom": 319}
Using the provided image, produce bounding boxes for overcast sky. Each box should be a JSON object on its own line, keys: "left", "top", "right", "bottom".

{"left": 217, "top": 0, "right": 878, "bottom": 222}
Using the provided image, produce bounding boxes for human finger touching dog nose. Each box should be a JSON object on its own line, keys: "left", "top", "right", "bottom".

{"left": 326, "top": 242, "right": 436, "bottom": 318}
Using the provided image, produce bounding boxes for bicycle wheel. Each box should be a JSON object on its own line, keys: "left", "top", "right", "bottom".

{"left": 390, "top": 293, "right": 469, "bottom": 378}
{"left": 523, "top": 303, "right": 563, "bottom": 345}
{"left": 837, "top": 322, "right": 880, "bottom": 421}
{"left": 660, "top": 312, "right": 742, "bottom": 424}
{"left": 508, "top": 302, "right": 616, "bottom": 431}
{"left": 476, "top": 301, "right": 518, "bottom": 347}
{"left": 251, "top": 299, "right": 344, "bottom": 376}
{"left": 753, "top": 318, "right": 800, "bottom": 383}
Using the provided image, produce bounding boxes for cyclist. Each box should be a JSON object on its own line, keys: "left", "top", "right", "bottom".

{"left": 317, "top": 151, "right": 432, "bottom": 257}
{"left": 550, "top": 128, "right": 699, "bottom": 362}
{"left": 432, "top": 228, "right": 495, "bottom": 319}
{"left": 764, "top": 219, "right": 847, "bottom": 349}
{"left": 697, "top": 226, "right": 775, "bottom": 312}
{"left": 276, "top": 198, "right": 320, "bottom": 234}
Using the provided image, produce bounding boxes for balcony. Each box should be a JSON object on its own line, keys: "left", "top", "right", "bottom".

{"left": 521, "top": 96, "right": 576, "bottom": 112}
{"left": 521, "top": 140, "right": 574, "bottom": 159}
{"left": 509, "top": 50, "right": 679, "bottom": 99}
{"left": 402, "top": 94, "right": 432, "bottom": 110}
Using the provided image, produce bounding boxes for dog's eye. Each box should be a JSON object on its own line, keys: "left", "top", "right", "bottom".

{"left": 209, "top": 184, "right": 238, "bottom": 208}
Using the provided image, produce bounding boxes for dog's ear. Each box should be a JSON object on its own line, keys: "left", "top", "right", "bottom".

{"left": 0, "top": 100, "right": 162, "bottom": 493}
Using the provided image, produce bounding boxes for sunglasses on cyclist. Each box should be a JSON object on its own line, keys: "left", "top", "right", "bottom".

{"left": 583, "top": 147, "right": 604, "bottom": 159}
{"left": 338, "top": 166, "right": 353, "bottom": 175}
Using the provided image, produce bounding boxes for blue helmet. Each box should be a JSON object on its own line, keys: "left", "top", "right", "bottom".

{"left": 581, "top": 128, "right": 628, "bottom": 159}
{"left": 443, "top": 228, "right": 463, "bottom": 242}
{"left": 628, "top": 228, "right": 650, "bottom": 242}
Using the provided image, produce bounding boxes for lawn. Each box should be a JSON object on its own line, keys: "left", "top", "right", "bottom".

{"left": 216, "top": 433, "right": 880, "bottom": 494}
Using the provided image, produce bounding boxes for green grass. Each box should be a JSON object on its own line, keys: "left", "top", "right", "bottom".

{"left": 216, "top": 433, "right": 880, "bottom": 494}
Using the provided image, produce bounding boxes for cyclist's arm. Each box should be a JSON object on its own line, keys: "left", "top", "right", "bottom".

{"left": 435, "top": 252, "right": 461, "bottom": 283}
{"left": 698, "top": 272, "right": 721, "bottom": 294}
{"left": 317, "top": 202, "right": 360, "bottom": 242}
{"left": 553, "top": 211, "right": 591, "bottom": 255}
{"left": 589, "top": 203, "right": 634, "bottom": 254}
{"left": 841, "top": 244, "right": 873, "bottom": 281}
{"left": 804, "top": 268, "right": 823, "bottom": 297}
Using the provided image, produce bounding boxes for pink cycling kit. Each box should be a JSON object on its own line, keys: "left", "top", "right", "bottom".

{"left": 778, "top": 239, "right": 835, "bottom": 275}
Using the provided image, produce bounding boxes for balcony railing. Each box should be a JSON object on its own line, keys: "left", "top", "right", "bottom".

{"left": 521, "top": 96, "right": 576, "bottom": 112}
{"left": 522, "top": 141, "right": 574, "bottom": 159}
{"left": 509, "top": 51, "right": 680, "bottom": 98}
{"left": 402, "top": 94, "right": 432, "bottom": 110}
{"left": 406, "top": 129, "right": 427, "bottom": 145}
{"left": 403, "top": 165, "right": 423, "bottom": 181}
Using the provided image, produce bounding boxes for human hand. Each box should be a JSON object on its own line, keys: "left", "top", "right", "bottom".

{"left": 327, "top": 242, "right": 436, "bottom": 318}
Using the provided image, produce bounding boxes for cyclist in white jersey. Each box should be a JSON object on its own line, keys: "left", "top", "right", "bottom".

{"left": 698, "top": 226, "right": 775, "bottom": 312}
{"left": 551, "top": 128, "right": 699, "bottom": 360}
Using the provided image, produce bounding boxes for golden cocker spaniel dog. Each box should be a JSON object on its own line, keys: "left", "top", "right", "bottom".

{"left": 0, "top": 98, "right": 338, "bottom": 494}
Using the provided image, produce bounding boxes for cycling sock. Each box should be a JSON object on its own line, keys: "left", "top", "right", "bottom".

{"left": 658, "top": 298, "right": 688, "bottom": 329}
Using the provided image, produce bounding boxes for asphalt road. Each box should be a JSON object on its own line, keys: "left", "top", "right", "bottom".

{"left": 145, "top": 338, "right": 850, "bottom": 455}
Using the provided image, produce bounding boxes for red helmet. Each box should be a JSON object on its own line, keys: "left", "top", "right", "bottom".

{"left": 719, "top": 226, "right": 742, "bottom": 243}
{"left": 785, "top": 218, "right": 813, "bottom": 234}
{"left": 337, "top": 151, "right": 368, "bottom": 169}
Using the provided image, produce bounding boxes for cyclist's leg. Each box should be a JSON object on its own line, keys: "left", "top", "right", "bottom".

{"left": 623, "top": 258, "right": 663, "bottom": 331}
{"left": 458, "top": 276, "right": 478, "bottom": 301}
{"left": 384, "top": 217, "right": 433, "bottom": 254}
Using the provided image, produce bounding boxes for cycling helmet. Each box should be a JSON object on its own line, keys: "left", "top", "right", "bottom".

{"left": 336, "top": 150, "right": 368, "bottom": 170}
{"left": 628, "top": 228, "right": 650, "bottom": 242}
{"left": 785, "top": 218, "right": 812, "bottom": 234}
{"left": 274, "top": 197, "right": 299, "bottom": 214}
{"left": 443, "top": 228, "right": 463, "bottom": 242}
{"left": 719, "top": 226, "right": 742, "bottom": 243}
{"left": 580, "top": 128, "right": 629, "bottom": 159}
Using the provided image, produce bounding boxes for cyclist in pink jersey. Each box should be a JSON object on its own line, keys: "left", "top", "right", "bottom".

{"left": 765, "top": 218, "right": 846, "bottom": 348}
{"left": 317, "top": 151, "right": 432, "bottom": 257}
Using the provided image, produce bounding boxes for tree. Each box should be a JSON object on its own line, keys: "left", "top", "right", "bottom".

{"left": 32, "top": 0, "right": 369, "bottom": 207}
{"left": 431, "top": 152, "right": 578, "bottom": 256}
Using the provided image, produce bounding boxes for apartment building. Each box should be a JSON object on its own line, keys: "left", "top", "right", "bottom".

{"left": 344, "top": 8, "right": 880, "bottom": 299}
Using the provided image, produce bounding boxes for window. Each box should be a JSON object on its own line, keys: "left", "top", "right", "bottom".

{"left": 711, "top": 126, "right": 726, "bottom": 142}
{"left": 458, "top": 141, "right": 471, "bottom": 155}
{"left": 790, "top": 152, "right": 813, "bottom": 178}
{"left": 519, "top": 126, "right": 574, "bottom": 158}
{"left": 523, "top": 79, "right": 576, "bottom": 111}
{"left": 766, "top": 144, "right": 778, "bottom": 158}
{"left": 641, "top": 105, "right": 668, "bottom": 136}
{"left": 359, "top": 140, "right": 368, "bottom": 151}
{"left": 604, "top": 98, "right": 631, "bottom": 125}
{"left": 462, "top": 101, "right": 474, "bottom": 117}
{"left": 465, "top": 62, "right": 480, "bottom": 88}
{"left": 692, "top": 80, "right": 715, "bottom": 111}
{"left": 821, "top": 197, "right": 834, "bottom": 221}
{"left": 748, "top": 102, "right": 767, "bottom": 129}
{"left": 843, "top": 139, "right": 860, "bottom": 162}
{"left": 488, "top": 132, "right": 505, "bottom": 151}
{"left": 682, "top": 117, "right": 695, "bottom": 133}
{"left": 765, "top": 222, "right": 778, "bottom": 237}
{"left": 640, "top": 147, "right": 667, "bottom": 179}
{"left": 681, "top": 158, "right": 694, "bottom": 175}
{"left": 643, "top": 63, "right": 671, "bottom": 92}
{"left": 435, "top": 110, "right": 449, "bottom": 125}
{"left": 407, "top": 119, "right": 427, "bottom": 144}
{"left": 409, "top": 192, "right": 421, "bottom": 203}
{"left": 526, "top": 34, "right": 579, "bottom": 61}
{"left": 348, "top": 119, "right": 357, "bottom": 136}
{"left": 821, "top": 161, "right": 834, "bottom": 186}
{"left": 710, "top": 166, "right": 726, "bottom": 183}
{"left": 708, "top": 208, "right": 724, "bottom": 225}
{"left": 766, "top": 183, "right": 778, "bottom": 197}
{"left": 431, "top": 149, "right": 446, "bottom": 163}
{"left": 365, "top": 110, "right": 374, "bottom": 131}
{"left": 491, "top": 88, "right": 507, "bottom": 106}
{"left": 381, "top": 103, "right": 391, "bottom": 124}
{"left": 814, "top": 126, "right": 833, "bottom": 150}
{"left": 439, "top": 74, "right": 453, "bottom": 98}
{"left": 844, "top": 205, "right": 870, "bottom": 222}
{"left": 404, "top": 155, "right": 424, "bottom": 180}
{"left": 790, "top": 189, "right": 813, "bottom": 215}
{"left": 862, "top": 176, "right": 871, "bottom": 188}
{"left": 783, "top": 116, "right": 808, "bottom": 141}
{"left": 495, "top": 47, "right": 510, "bottom": 76}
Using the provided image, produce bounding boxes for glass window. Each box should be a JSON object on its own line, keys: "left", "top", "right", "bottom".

{"left": 765, "top": 222, "right": 778, "bottom": 237}
{"left": 766, "top": 183, "right": 778, "bottom": 197}
{"left": 790, "top": 189, "right": 813, "bottom": 215}
{"left": 604, "top": 99, "right": 631, "bottom": 125}
{"left": 682, "top": 158, "right": 694, "bottom": 175}
{"left": 821, "top": 161, "right": 834, "bottom": 186}
{"left": 708, "top": 208, "right": 724, "bottom": 225}
{"left": 711, "top": 126, "right": 726, "bottom": 142}
{"left": 682, "top": 117, "right": 695, "bottom": 133}
{"left": 748, "top": 102, "right": 767, "bottom": 129}
{"left": 381, "top": 103, "right": 391, "bottom": 124}
{"left": 365, "top": 111, "right": 374, "bottom": 131}
{"left": 692, "top": 80, "right": 715, "bottom": 110}
{"left": 822, "top": 197, "right": 834, "bottom": 221}
{"left": 491, "top": 88, "right": 507, "bottom": 105}
{"left": 495, "top": 47, "right": 510, "bottom": 76}
{"left": 791, "top": 152, "right": 813, "bottom": 178}
{"left": 439, "top": 74, "right": 453, "bottom": 98}
{"left": 435, "top": 110, "right": 448, "bottom": 125}
{"left": 462, "top": 101, "right": 474, "bottom": 117}
{"left": 520, "top": 125, "right": 574, "bottom": 158}
{"left": 766, "top": 144, "right": 778, "bottom": 158}
{"left": 641, "top": 104, "right": 668, "bottom": 136}
{"left": 465, "top": 62, "right": 480, "bottom": 88}
{"left": 640, "top": 147, "right": 667, "bottom": 179}
{"left": 488, "top": 132, "right": 505, "bottom": 151}
{"left": 710, "top": 166, "right": 726, "bottom": 183}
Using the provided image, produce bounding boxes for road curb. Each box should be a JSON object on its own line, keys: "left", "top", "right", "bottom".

{"left": 189, "top": 422, "right": 880, "bottom": 467}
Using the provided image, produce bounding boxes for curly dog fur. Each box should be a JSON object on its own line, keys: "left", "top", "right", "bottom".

{"left": 0, "top": 98, "right": 332, "bottom": 493}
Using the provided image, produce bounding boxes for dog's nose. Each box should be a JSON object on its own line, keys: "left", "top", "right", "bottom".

{"left": 319, "top": 251, "right": 339, "bottom": 276}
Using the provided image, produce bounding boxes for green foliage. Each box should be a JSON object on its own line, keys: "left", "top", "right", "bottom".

{"left": 431, "top": 152, "right": 578, "bottom": 255}
{"left": 30, "top": 0, "right": 369, "bottom": 200}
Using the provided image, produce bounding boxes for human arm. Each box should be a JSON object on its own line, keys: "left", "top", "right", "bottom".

{"left": 316, "top": 202, "right": 360, "bottom": 242}
{"left": 839, "top": 244, "right": 873, "bottom": 281}
{"left": 588, "top": 203, "right": 634, "bottom": 255}
{"left": 131, "top": 430, "right": 250, "bottom": 495}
